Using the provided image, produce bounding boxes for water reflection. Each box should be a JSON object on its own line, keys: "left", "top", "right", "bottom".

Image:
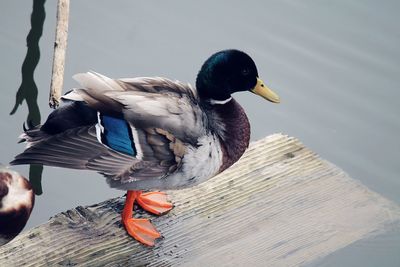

{"left": 9, "top": 0, "right": 46, "bottom": 195}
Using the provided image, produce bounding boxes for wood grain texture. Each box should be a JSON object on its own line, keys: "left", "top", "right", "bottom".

{"left": 49, "top": 0, "right": 69, "bottom": 108}
{"left": 1, "top": 134, "right": 399, "bottom": 266}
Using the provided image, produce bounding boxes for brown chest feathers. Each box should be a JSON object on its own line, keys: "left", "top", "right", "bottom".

{"left": 206, "top": 99, "right": 250, "bottom": 173}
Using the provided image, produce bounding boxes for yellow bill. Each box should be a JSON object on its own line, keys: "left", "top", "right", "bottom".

{"left": 251, "top": 78, "right": 280, "bottom": 103}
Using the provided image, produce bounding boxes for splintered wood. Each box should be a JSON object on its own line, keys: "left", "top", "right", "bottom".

{"left": 0, "top": 134, "right": 399, "bottom": 266}
{"left": 49, "top": 0, "right": 70, "bottom": 109}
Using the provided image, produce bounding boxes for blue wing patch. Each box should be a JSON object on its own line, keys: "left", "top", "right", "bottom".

{"left": 99, "top": 114, "right": 136, "bottom": 156}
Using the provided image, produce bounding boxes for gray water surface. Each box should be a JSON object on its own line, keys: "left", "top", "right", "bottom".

{"left": 1, "top": 1, "right": 399, "bottom": 266}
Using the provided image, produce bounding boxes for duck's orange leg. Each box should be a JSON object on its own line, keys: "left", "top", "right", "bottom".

{"left": 122, "top": 190, "right": 161, "bottom": 246}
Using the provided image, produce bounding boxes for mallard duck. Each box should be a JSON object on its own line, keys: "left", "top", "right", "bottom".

{"left": 11, "top": 49, "right": 280, "bottom": 246}
{"left": 0, "top": 168, "right": 35, "bottom": 246}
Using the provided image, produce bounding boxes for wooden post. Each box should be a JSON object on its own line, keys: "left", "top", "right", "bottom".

{"left": 0, "top": 134, "right": 399, "bottom": 266}
{"left": 49, "top": 0, "right": 70, "bottom": 109}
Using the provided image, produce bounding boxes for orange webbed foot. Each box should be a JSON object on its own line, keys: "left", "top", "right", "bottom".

{"left": 123, "top": 218, "right": 161, "bottom": 246}
{"left": 137, "top": 191, "right": 173, "bottom": 215}
{"left": 122, "top": 190, "right": 172, "bottom": 246}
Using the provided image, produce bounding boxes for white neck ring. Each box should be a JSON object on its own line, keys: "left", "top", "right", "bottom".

{"left": 209, "top": 97, "right": 232, "bottom": 105}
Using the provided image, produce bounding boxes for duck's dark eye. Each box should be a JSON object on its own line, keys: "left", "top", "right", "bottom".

{"left": 241, "top": 69, "right": 250, "bottom": 76}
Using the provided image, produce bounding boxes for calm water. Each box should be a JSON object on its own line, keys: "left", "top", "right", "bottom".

{"left": 0, "top": 1, "right": 399, "bottom": 266}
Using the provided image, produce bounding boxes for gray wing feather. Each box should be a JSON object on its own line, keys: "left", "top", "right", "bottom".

{"left": 62, "top": 72, "right": 206, "bottom": 143}
{"left": 12, "top": 125, "right": 187, "bottom": 189}
{"left": 11, "top": 126, "right": 139, "bottom": 179}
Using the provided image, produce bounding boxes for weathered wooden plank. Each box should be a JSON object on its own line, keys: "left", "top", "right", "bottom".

{"left": 0, "top": 134, "right": 399, "bottom": 266}
{"left": 49, "top": 0, "right": 69, "bottom": 109}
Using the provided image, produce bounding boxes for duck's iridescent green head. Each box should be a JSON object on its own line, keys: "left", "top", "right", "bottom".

{"left": 196, "top": 49, "right": 280, "bottom": 103}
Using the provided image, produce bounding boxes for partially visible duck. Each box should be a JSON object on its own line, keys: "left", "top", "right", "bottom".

{"left": 0, "top": 168, "right": 34, "bottom": 245}
{"left": 11, "top": 49, "right": 280, "bottom": 246}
